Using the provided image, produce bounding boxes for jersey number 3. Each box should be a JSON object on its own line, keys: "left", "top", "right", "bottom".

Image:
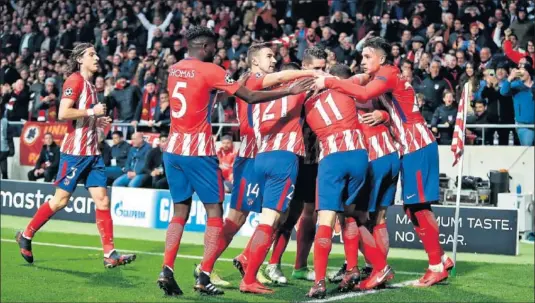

{"left": 171, "top": 81, "right": 187, "bottom": 118}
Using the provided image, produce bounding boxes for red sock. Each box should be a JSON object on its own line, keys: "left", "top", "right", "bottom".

{"left": 163, "top": 216, "right": 186, "bottom": 270}
{"left": 269, "top": 229, "right": 291, "bottom": 265}
{"left": 24, "top": 201, "right": 55, "bottom": 239}
{"left": 359, "top": 226, "right": 387, "bottom": 270}
{"left": 200, "top": 217, "right": 224, "bottom": 273}
{"left": 414, "top": 210, "right": 443, "bottom": 265}
{"left": 358, "top": 236, "right": 371, "bottom": 265}
{"left": 222, "top": 218, "right": 241, "bottom": 246}
{"left": 295, "top": 215, "right": 315, "bottom": 269}
{"left": 313, "top": 225, "right": 332, "bottom": 283}
{"left": 373, "top": 223, "right": 390, "bottom": 258}
{"left": 96, "top": 209, "right": 115, "bottom": 255}
{"left": 243, "top": 224, "right": 274, "bottom": 284}
{"left": 342, "top": 217, "right": 359, "bottom": 270}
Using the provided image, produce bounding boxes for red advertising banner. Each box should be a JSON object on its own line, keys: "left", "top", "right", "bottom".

{"left": 20, "top": 122, "right": 67, "bottom": 166}
{"left": 140, "top": 132, "right": 160, "bottom": 148}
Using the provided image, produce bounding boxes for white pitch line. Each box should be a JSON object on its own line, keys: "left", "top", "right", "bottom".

{"left": 304, "top": 280, "right": 419, "bottom": 303}
{"left": 1, "top": 239, "right": 421, "bottom": 276}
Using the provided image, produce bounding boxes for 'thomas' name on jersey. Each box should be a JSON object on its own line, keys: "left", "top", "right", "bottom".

{"left": 253, "top": 84, "right": 306, "bottom": 156}
{"left": 60, "top": 72, "right": 100, "bottom": 156}
{"left": 165, "top": 58, "right": 240, "bottom": 157}
{"left": 304, "top": 89, "right": 366, "bottom": 161}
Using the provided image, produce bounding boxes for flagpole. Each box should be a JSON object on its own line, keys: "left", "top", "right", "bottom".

{"left": 451, "top": 151, "right": 464, "bottom": 277}
{"left": 451, "top": 83, "right": 470, "bottom": 277}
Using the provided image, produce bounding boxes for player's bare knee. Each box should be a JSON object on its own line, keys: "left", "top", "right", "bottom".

{"left": 49, "top": 189, "right": 72, "bottom": 211}
{"left": 353, "top": 210, "right": 369, "bottom": 227}
{"left": 204, "top": 203, "right": 223, "bottom": 218}
{"left": 258, "top": 208, "right": 281, "bottom": 226}
{"left": 317, "top": 210, "right": 336, "bottom": 228}
{"left": 173, "top": 202, "right": 191, "bottom": 220}
{"left": 94, "top": 195, "right": 110, "bottom": 210}
{"left": 227, "top": 208, "right": 247, "bottom": 226}
{"left": 375, "top": 208, "right": 387, "bottom": 226}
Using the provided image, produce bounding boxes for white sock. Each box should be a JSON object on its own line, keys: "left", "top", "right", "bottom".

{"left": 428, "top": 263, "right": 444, "bottom": 272}
{"left": 22, "top": 233, "right": 32, "bottom": 240}
{"left": 202, "top": 270, "right": 210, "bottom": 276}
{"left": 165, "top": 265, "right": 174, "bottom": 272}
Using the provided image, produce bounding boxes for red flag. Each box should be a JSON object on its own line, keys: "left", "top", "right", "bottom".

{"left": 451, "top": 83, "right": 469, "bottom": 166}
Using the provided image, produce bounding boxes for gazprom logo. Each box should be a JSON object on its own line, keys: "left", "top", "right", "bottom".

{"left": 114, "top": 201, "right": 146, "bottom": 219}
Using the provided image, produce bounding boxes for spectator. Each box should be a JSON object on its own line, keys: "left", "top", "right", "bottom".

{"left": 494, "top": 62, "right": 519, "bottom": 145}
{"left": 151, "top": 90, "right": 171, "bottom": 133}
{"left": 106, "top": 73, "right": 141, "bottom": 133}
{"left": 134, "top": 77, "right": 159, "bottom": 128}
{"left": 467, "top": 100, "right": 497, "bottom": 145}
{"left": 98, "top": 129, "right": 112, "bottom": 167}
{"left": 227, "top": 35, "right": 248, "bottom": 60}
{"left": 1, "top": 79, "right": 29, "bottom": 136}
{"left": 0, "top": 108, "right": 10, "bottom": 179}
{"left": 120, "top": 46, "right": 140, "bottom": 80}
{"left": 143, "top": 133, "right": 168, "bottom": 189}
{"left": 217, "top": 135, "right": 236, "bottom": 193}
{"left": 431, "top": 90, "right": 457, "bottom": 145}
{"left": 113, "top": 132, "right": 151, "bottom": 187}
{"left": 500, "top": 62, "right": 535, "bottom": 146}
{"left": 27, "top": 133, "right": 59, "bottom": 182}
{"left": 415, "top": 60, "right": 453, "bottom": 122}
{"left": 105, "top": 131, "right": 131, "bottom": 184}
{"left": 34, "top": 77, "right": 59, "bottom": 122}
{"left": 0, "top": 57, "right": 20, "bottom": 85}
{"left": 134, "top": 5, "right": 175, "bottom": 49}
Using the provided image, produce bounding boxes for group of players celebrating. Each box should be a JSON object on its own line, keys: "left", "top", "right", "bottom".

{"left": 16, "top": 26, "right": 454, "bottom": 299}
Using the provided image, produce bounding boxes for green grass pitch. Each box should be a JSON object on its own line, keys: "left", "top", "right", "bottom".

{"left": 1, "top": 217, "right": 533, "bottom": 302}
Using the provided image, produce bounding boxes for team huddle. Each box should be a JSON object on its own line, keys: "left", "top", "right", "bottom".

{"left": 16, "top": 26, "right": 454, "bottom": 299}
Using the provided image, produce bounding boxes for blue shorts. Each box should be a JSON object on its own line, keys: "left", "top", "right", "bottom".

{"left": 255, "top": 151, "right": 298, "bottom": 213}
{"left": 54, "top": 153, "right": 106, "bottom": 193}
{"left": 317, "top": 150, "right": 368, "bottom": 212}
{"left": 400, "top": 142, "right": 440, "bottom": 204}
{"left": 359, "top": 152, "right": 400, "bottom": 212}
{"left": 294, "top": 159, "right": 318, "bottom": 203}
{"left": 163, "top": 153, "right": 224, "bottom": 204}
{"left": 230, "top": 157, "right": 262, "bottom": 213}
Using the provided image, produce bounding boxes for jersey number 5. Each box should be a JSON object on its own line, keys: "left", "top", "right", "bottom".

{"left": 171, "top": 81, "right": 187, "bottom": 118}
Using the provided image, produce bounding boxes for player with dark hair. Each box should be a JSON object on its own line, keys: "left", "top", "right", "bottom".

{"left": 16, "top": 43, "right": 136, "bottom": 268}
{"left": 302, "top": 63, "right": 373, "bottom": 298}
{"left": 157, "top": 26, "right": 313, "bottom": 297}
{"left": 264, "top": 46, "right": 328, "bottom": 284}
{"left": 314, "top": 37, "right": 453, "bottom": 288}
{"left": 194, "top": 42, "right": 322, "bottom": 285}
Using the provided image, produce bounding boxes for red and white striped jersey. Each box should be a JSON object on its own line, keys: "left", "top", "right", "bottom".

{"left": 304, "top": 89, "right": 366, "bottom": 161}
{"left": 236, "top": 72, "right": 265, "bottom": 158}
{"left": 254, "top": 86, "right": 306, "bottom": 156}
{"left": 325, "top": 65, "right": 435, "bottom": 156}
{"left": 59, "top": 72, "right": 99, "bottom": 156}
{"left": 165, "top": 58, "right": 240, "bottom": 156}
{"left": 356, "top": 108, "right": 398, "bottom": 161}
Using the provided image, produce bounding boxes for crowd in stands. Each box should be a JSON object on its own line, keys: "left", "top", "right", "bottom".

{"left": 0, "top": 0, "right": 534, "bottom": 184}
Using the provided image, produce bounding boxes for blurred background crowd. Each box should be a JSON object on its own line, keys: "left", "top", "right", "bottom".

{"left": 0, "top": 0, "right": 534, "bottom": 187}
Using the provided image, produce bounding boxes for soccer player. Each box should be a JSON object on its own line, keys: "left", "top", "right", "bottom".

{"left": 16, "top": 43, "right": 136, "bottom": 268}
{"left": 264, "top": 47, "right": 327, "bottom": 284}
{"left": 157, "top": 26, "right": 313, "bottom": 297}
{"left": 314, "top": 37, "right": 454, "bottom": 287}
{"left": 196, "top": 42, "right": 322, "bottom": 283}
{"left": 303, "top": 63, "right": 370, "bottom": 298}
{"left": 238, "top": 62, "right": 312, "bottom": 294}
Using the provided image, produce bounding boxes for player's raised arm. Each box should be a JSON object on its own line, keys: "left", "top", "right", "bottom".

{"left": 317, "top": 76, "right": 392, "bottom": 102}
{"left": 234, "top": 77, "right": 315, "bottom": 104}
{"left": 260, "top": 69, "right": 322, "bottom": 88}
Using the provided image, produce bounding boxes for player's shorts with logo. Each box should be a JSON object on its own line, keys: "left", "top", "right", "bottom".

{"left": 400, "top": 142, "right": 440, "bottom": 204}
{"left": 316, "top": 149, "right": 368, "bottom": 212}
{"left": 356, "top": 151, "right": 400, "bottom": 212}
{"left": 230, "top": 157, "right": 262, "bottom": 213}
{"left": 54, "top": 153, "right": 107, "bottom": 193}
{"left": 255, "top": 150, "right": 298, "bottom": 212}
{"left": 163, "top": 153, "right": 224, "bottom": 204}
{"left": 294, "top": 158, "right": 318, "bottom": 203}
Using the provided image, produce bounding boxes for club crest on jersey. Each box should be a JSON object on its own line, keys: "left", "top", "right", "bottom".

{"left": 64, "top": 88, "right": 73, "bottom": 96}
{"left": 247, "top": 198, "right": 254, "bottom": 206}
{"left": 255, "top": 72, "right": 263, "bottom": 78}
{"left": 225, "top": 74, "right": 235, "bottom": 84}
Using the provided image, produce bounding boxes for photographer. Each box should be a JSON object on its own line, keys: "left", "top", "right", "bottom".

{"left": 500, "top": 62, "right": 535, "bottom": 146}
